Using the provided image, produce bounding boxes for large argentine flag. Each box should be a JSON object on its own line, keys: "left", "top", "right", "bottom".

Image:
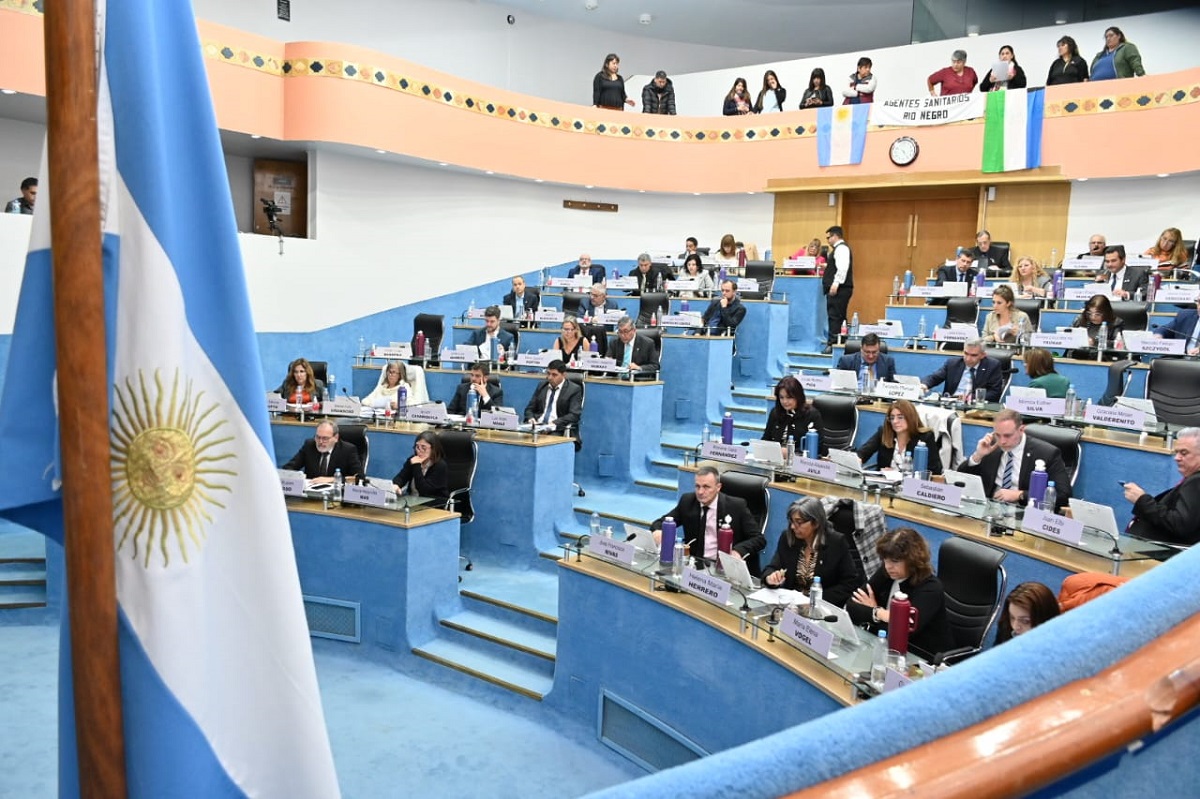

{"left": 981, "top": 88, "right": 1045, "bottom": 173}
{"left": 817, "top": 104, "right": 870, "bottom": 167}
{"left": 0, "top": 1, "right": 340, "bottom": 796}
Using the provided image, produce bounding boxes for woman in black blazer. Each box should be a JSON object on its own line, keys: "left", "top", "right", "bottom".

{"left": 392, "top": 431, "right": 449, "bottom": 502}
{"left": 849, "top": 527, "right": 953, "bottom": 660}
{"left": 762, "top": 497, "right": 860, "bottom": 607}
{"left": 761, "top": 375, "right": 827, "bottom": 457}
{"left": 857, "top": 399, "right": 943, "bottom": 474}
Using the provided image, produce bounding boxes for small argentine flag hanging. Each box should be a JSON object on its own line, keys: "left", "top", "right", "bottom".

{"left": 817, "top": 104, "right": 870, "bottom": 167}
{"left": 981, "top": 88, "right": 1044, "bottom": 173}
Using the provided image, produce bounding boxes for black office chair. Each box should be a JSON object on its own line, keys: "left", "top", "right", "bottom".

{"left": 335, "top": 423, "right": 369, "bottom": 475}
{"left": 565, "top": 373, "right": 587, "bottom": 493}
{"left": 717, "top": 471, "right": 769, "bottom": 577}
{"left": 639, "top": 327, "right": 664, "bottom": 365}
{"left": 933, "top": 537, "right": 1007, "bottom": 666}
{"left": 842, "top": 339, "right": 889, "bottom": 356}
{"left": 1110, "top": 301, "right": 1148, "bottom": 332}
{"left": 812, "top": 394, "right": 858, "bottom": 451}
{"left": 1014, "top": 298, "right": 1041, "bottom": 331}
{"left": 946, "top": 297, "right": 980, "bottom": 326}
{"left": 412, "top": 314, "right": 444, "bottom": 362}
{"left": 1146, "top": 357, "right": 1200, "bottom": 427}
{"left": 562, "top": 291, "right": 585, "bottom": 317}
{"left": 308, "top": 360, "right": 328, "bottom": 387}
{"left": 1024, "top": 423, "right": 1082, "bottom": 489}
{"left": 984, "top": 347, "right": 1016, "bottom": 398}
{"left": 439, "top": 429, "right": 478, "bottom": 571}
{"left": 578, "top": 323, "right": 608, "bottom": 358}
{"left": 1099, "top": 358, "right": 1135, "bottom": 406}
{"left": 742, "top": 261, "right": 776, "bottom": 300}
{"left": 636, "top": 292, "right": 670, "bottom": 327}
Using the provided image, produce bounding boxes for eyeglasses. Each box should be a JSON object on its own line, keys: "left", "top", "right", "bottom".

{"left": 414, "top": 443, "right": 432, "bottom": 451}
{"left": 314, "top": 434, "right": 335, "bottom": 443}
{"left": 888, "top": 414, "right": 905, "bottom": 421}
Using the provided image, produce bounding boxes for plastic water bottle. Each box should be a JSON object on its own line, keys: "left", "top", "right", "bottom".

{"left": 468, "top": 298, "right": 476, "bottom": 316}
{"left": 681, "top": 299, "right": 689, "bottom": 313}
{"left": 326, "top": 374, "right": 336, "bottom": 399}
{"left": 467, "top": 386, "right": 479, "bottom": 424}
{"left": 651, "top": 311, "right": 658, "bottom": 327}
{"left": 892, "top": 275, "right": 900, "bottom": 296}
{"left": 398, "top": 385, "right": 408, "bottom": 416}
{"left": 590, "top": 512, "right": 601, "bottom": 538}
{"left": 1043, "top": 481, "right": 1058, "bottom": 513}
{"left": 333, "top": 468, "right": 344, "bottom": 503}
{"left": 721, "top": 412, "right": 734, "bottom": 445}
{"left": 918, "top": 315, "right": 927, "bottom": 338}
{"left": 357, "top": 336, "right": 366, "bottom": 358}
{"left": 913, "top": 441, "right": 929, "bottom": 476}
{"left": 589, "top": 336, "right": 599, "bottom": 353}
{"left": 785, "top": 435, "right": 796, "bottom": 462}
{"left": 659, "top": 516, "right": 677, "bottom": 565}
{"left": 672, "top": 527, "right": 687, "bottom": 578}
{"left": 700, "top": 424, "right": 709, "bottom": 446}
{"left": 1064, "top": 384, "right": 1077, "bottom": 418}
{"left": 808, "top": 576, "right": 823, "bottom": 615}
{"left": 1053, "top": 268, "right": 1065, "bottom": 300}
{"left": 850, "top": 312, "right": 860, "bottom": 337}
{"left": 1097, "top": 321, "right": 1108, "bottom": 355}
{"left": 903, "top": 269, "right": 914, "bottom": 292}
{"left": 871, "top": 630, "right": 889, "bottom": 689}
{"left": 1028, "top": 459, "right": 1048, "bottom": 507}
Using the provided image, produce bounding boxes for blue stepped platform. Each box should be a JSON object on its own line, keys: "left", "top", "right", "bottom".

{"left": 0, "top": 525, "right": 46, "bottom": 611}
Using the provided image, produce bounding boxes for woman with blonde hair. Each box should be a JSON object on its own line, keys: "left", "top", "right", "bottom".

{"left": 1143, "top": 227, "right": 1188, "bottom": 270}
{"left": 1013, "top": 256, "right": 1052, "bottom": 298}
{"left": 363, "top": 360, "right": 415, "bottom": 410}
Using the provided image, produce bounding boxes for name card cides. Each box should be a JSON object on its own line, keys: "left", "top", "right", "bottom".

{"left": 681, "top": 566, "right": 731, "bottom": 607}
{"left": 1083, "top": 403, "right": 1146, "bottom": 431}
{"left": 586, "top": 534, "right": 636, "bottom": 565}
{"left": 701, "top": 441, "right": 747, "bottom": 463}
{"left": 780, "top": 610, "right": 834, "bottom": 658}
{"left": 790, "top": 456, "right": 836, "bottom": 482}
{"left": 901, "top": 477, "right": 963, "bottom": 508}
{"left": 1005, "top": 395, "right": 1067, "bottom": 417}
{"left": 342, "top": 483, "right": 390, "bottom": 508}
{"left": 1021, "top": 507, "right": 1085, "bottom": 545}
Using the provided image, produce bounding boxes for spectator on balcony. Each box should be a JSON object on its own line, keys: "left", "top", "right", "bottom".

{"left": 928, "top": 49, "right": 978, "bottom": 96}
{"left": 1090, "top": 27, "right": 1144, "bottom": 81}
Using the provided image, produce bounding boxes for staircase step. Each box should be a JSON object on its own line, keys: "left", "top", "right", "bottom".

{"left": 633, "top": 478, "right": 676, "bottom": 494}
{"left": 726, "top": 404, "right": 766, "bottom": 416}
{"left": 0, "top": 566, "right": 47, "bottom": 587}
{"left": 412, "top": 638, "right": 554, "bottom": 701}
{"left": 575, "top": 504, "right": 657, "bottom": 529}
{"left": 439, "top": 610, "right": 557, "bottom": 661}
{"left": 457, "top": 565, "right": 559, "bottom": 625}
{"left": 0, "top": 590, "right": 48, "bottom": 609}
{"left": 0, "top": 527, "right": 46, "bottom": 560}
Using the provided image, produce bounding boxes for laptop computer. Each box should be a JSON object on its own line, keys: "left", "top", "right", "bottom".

{"left": 829, "top": 368, "right": 859, "bottom": 391}
{"left": 748, "top": 439, "right": 786, "bottom": 465}
{"left": 818, "top": 600, "right": 861, "bottom": 643}
{"left": 943, "top": 469, "right": 987, "bottom": 502}
{"left": 826, "top": 448, "right": 863, "bottom": 474}
{"left": 1068, "top": 498, "right": 1121, "bottom": 541}
{"left": 718, "top": 551, "right": 755, "bottom": 591}
{"left": 894, "top": 374, "right": 922, "bottom": 386}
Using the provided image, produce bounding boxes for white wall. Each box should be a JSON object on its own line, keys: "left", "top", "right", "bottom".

{"left": 191, "top": 0, "right": 801, "bottom": 106}
{"left": 659, "top": 9, "right": 1200, "bottom": 115}
{"left": 1065, "top": 175, "right": 1200, "bottom": 257}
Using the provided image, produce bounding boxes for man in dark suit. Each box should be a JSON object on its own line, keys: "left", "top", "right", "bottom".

{"left": 969, "top": 230, "right": 1012, "bottom": 277}
{"left": 921, "top": 339, "right": 1005, "bottom": 402}
{"left": 631, "top": 252, "right": 673, "bottom": 296}
{"left": 447, "top": 362, "right": 504, "bottom": 415}
{"left": 466, "top": 305, "right": 516, "bottom": 361}
{"left": 1093, "top": 245, "right": 1148, "bottom": 301}
{"left": 609, "top": 316, "right": 659, "bottom": 375}
{"left": 936, "top": 249, "right": 979, "bottom": 287}
{"left": 523, "top": 360, "right": 583, "bottom": 448}
{"left": 836, "top": 332, "right": 897, "bottom": 383}
{"left": 582, "top": 284, "right": 623, "bottom": 324}
{"left": 280, "top": 420, "right": 363, "bottom": 481}
{"left": 959, "top": 410, "right": 1073, "bottom": 505}
{"left": 822, "top": 226, "right": 853, "bottom": 354}
{"left": 567, "top": 253, "right": 606, "bottom": 284}
{"left": 701, "top": 279, "right": 747, "bottom": 334}
{"left": 503, "top": 275, "right": 540, "bottom": 317}
{"left": 650, "top": 464, "right": 766, "bottom": 575}
{"left": 1153, "top": 297, "right": 1200, "bottom": 356}
{"left": 1123, "top": 427, "right": 1200, "bottom": 546}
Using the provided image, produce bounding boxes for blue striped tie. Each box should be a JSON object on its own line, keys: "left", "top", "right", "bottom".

{"left": 1001, "top": 451, "right": 1015, "bottom": 490}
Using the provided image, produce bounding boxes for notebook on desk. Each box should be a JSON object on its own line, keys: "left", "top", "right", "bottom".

{"left": 943, "top": 469, "right": 987, "bottom": 502}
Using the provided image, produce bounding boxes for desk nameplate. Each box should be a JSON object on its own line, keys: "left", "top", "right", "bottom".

{"left": 279, "top": 471, "right": 306, "bottom": 497}
{"left": 343, "top": 483, "right": 390, "bottom": 508}
{"left": 701, "top": 441, "right": 747, "bottom": 463}
{"left": 1005, "top": 396, "right": 1066, "bottom": 418}
{"left": 901, "top": 477, "right": 962, "bottom": 508}
{"left": 1084, "top": 404, "right": 1145, "bottom": 431}
{"left": 1125, "top": 338, "right": 1186, "bottom": 355}
{"left": 790, "top": 456, "right": 836, "bottom": 481}
{"left": 1021, "top": 507, "right": 1085, "bottom": 546}
{"left": 681, "top": 567, "right": 732, "bottom": 607}
{"left": 587, "top": 535, "right": 636, "bottom": 566}
{"left": 781, "top": 609, "right": 834, "bottom": 659}
{"left": 883, "top": 668, "right": 914, "bottom": 692}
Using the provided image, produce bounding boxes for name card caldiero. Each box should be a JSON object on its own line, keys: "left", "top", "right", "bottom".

{"left": 1031, "top": 331, "right": 1087, "bottom": 349}
{"left": 681, "top": 566, "right": 732, "bottom": 607}
{"left": 279, "top": 470, "right": 306, "bottom": 497}
{"left": 798, "top": 374, "right": 833, "bottom": 392}
{"left": 607, "top": 276, "right": 639, "bottom": 290}
{"left": 1021, "top": 507, "right": 1085, "bottom": 545}
{"left": 516, "top": 352, "right": 556, "bottom": 367}
{"left": 535, "top": 308, "right": 565, "bottom": 323}
{"left": 586, "top": 534, "right": 636, "bottom": 565}
{"left": 901, "top": 477, "right": 963, "bottom": 508}
{"left": 790, "top": 455, "right": 837, "bottom": 481}
{"left": 1062, "top": 286, "right": 1113, "bottom": 301}
{"left": 873, "top": 381, "right": 922, "bottom": 401}
{"left": 1005, "top": 395, "right": 1067, "bottom": 418}
{"left": 660, "top": 313, "right": 701, "bottom": 327}
{"left": 1083, "top": 403, "right": 1145, "bottom": 431}
{"left": 780, "top": 609, "right": 834, "bottom": 658}
{"left": 266, "top": 392, "right": 286, "bottom": 412}
{"left": 1155, "top": 285, "right": 1200, "bottom": 303}
{"left": 478, "top": 411, "right": 520, "bottom": 431}
{"left": 700, "top": 441, "right": 747, "bottom": 463}
{"left": 342, "top": 483, "right": 390, "bottom": 509}
{"left": 1125, "top": 337, "right": 1186, "bottom": 356}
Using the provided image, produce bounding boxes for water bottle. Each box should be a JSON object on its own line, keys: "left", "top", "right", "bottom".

{"left": 892, "top": 275, "right": 900, "bottom": 296}
{"left": 681, "top": 299, "right": 689, "bottom": 313}
{"left": 467, "top": 385, "right": 479, "bottom": 424}
{"left": 613, "top": 268, "right": 620, "bottom": 280}
{"left": 589, "top": 336, "right": 599, "bottom": 353}
{"left": 397, "top": 385, "right": 408, "bottom": 417}
{"left": 975, "top": 270, "right": 986, "bottom": 291}
{"left": 913, "top": 441, "right": 929, "bottom": 477}
{"left": 650, "top": 311, "right": 658, "bottom": 327}
{"left": 416, "top": 330, "right": 426, "bottom": 358}
{"left": 871, "top": 630, "right": 889, "bottom": 688}
{"left": 700, "top": 424, "right": 709, "bottom": 446}
{"left": 1045, "top": 279, "right": 1055, "bottom": 300}
{"left": 887, "top": 592, "right": 914, "bottom": 655}
{"left": 903, "top": 269, "right": 914, "bottom": 292}
{"left": 808, "top": 576, "right": 823, "bottom": 616}
{"left": 785, "top": 435, "right": 796, "bottom": 462}
{"left": 804, "top": 426, "right": 820, "bottom": 461}
{"left": 590, "top": 512, "right": 601, "bottom": 538}
{"left": 1097, "top": 321, "right": 1108, "bottom": 354}
{"left": 672, "top": 527, "right": 687, "bottom": 578}
{"left": 718, "top": 266, "right": 727, "bottom": 284}
{"left": 918, "top": 315, "right": 927, "bottom": 338}
{"left": 357, "top": 335, "right": 366, "bottom": 358}
{"left": 1064, "top": 384, "right": 1077, "bottom": 418}
{"left": 720, "top": 411, "right": 734, "bottom": 445}
{"left": 326, "top": 374, "right": 336, "bottom": 399}
{"left": 659, "top": 516, "right": 678, "bottom": 565}
{"left": 850, "top": 312, "right": 860, "bottom": 337}
{"left": 717, "top": 518, "right": 733, "bottom": 556}
{"left": 1028, "top": 459, "right": 1048, "bottom": 507}
{"left": 1043, "top": 481, "right": 1058, "bottom": 513}
{"left": 468, "top": 298, "right": 476, "bottom": 316}
{"left": 490, "top": 337, "right": 499, "bottom": 363}
{"left": 1053, "top": 268, "right": 1065, "bottom": 300}
{"left": 333, "top": 468, "right": 344, "bottom": 503}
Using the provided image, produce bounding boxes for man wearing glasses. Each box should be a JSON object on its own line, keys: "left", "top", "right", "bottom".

{"left": 280, "top": 420, "right": 363, "bottom": 483}
{"left": 1077, "top": 234, "right": 1106, "bottom": 259}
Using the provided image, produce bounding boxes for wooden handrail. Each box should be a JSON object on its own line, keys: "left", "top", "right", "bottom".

{"left": 785, "top": 613, "right": 1200, "bottom": 799}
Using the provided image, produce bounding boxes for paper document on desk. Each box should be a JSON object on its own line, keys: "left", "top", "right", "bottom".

{"left": 748, "top": 588, "right": 806, "bottom": 606}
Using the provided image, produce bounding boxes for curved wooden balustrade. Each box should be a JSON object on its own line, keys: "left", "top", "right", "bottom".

{"left": 784, "top": 612, "right": 1200, "bottom": 799}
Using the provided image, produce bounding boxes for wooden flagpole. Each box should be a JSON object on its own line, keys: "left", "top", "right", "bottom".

{"left": 42, "top": 2, "right": 128, "bottom": 796}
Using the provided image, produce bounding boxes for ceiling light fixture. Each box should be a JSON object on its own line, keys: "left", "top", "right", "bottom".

{"left": 249, "top": 134, "right": 262, "bottom": 139}
{"left": 584, "top": 0, "right": 598, "bottom": 10}
{"left": 638, "top": 13, "right": 652, "bottom": 25}
{"left": 375, "top": 149, "right": 386, "bottom": 154}
{"left": 966, "top": 25, "right": 980, "bottom": 37}
{"left": 1157, "top": 173, "right": 1170, "bottom": 178}
{"left": 0, "top": 88, "right": 16, "bottom": 95}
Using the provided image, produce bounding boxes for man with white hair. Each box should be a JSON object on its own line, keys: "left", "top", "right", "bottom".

{"left": 1124, "top": 427, "right": 1200, "bottom": 546}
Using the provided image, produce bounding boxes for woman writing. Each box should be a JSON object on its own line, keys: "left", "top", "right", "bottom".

{"left": 1024, "top": 348, "right": 1070, "bottom": 398}
{"left": 392, "top": 431, "right": 449, "bottom": 502}
{"left": 1013, "top": 256, "right": 1052, "bottom": 298}
{"left": 1143, "top": 227, "right": 1189, "bottom": 271}
{"left": 1046, "top": 36, "right": 1089, "bottom": 85}
{"left": 276, "top": 357, "right": 324, "bottom": 404}
{"left": 753, "top": 70, "right": 787, "bottom": 113}
{"left": 849, "top": 527, "right": 954, "bottom": 660}
{"left": 678, "top": 253, "right": 714, "bottom": 298}
{"left": 979, "top": 45, "right": 1027, "bottom": 91}
{"left": 555, "top": 317, "right": 587, "bottom": 363}
{"left": 1070, "top": 294, "right": 1124, "bottom": 357}
{"left": 762, "top": 376, "right": 826, "bottom": 457}
{"left": 363, "top": 360, "right": 415, "bottom": 410}
{"left": 856, "top": 399, "right": 943, "bottom": 474}
{"left": 982, "top": 285, "right": 1032, "bottom": 343}
{"left": 761, "top": 497, "right": 860, "bottom": 607}
{"left": 722, "top": 77, "right": 754, "bottom": 116}
{"left": 593, "top": 53, "right": 635, "bottom": 110}
{"left": 995, "top": 582, "right": 1060, "bottom": 644}
{"left": 798, "top": 68, "right": 833, "bottom": 109}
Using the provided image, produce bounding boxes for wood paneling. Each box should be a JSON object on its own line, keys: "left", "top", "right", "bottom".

{"left": 767, "top": 166, "right": 1064, "bottom": 193}
{"left": 772, "top": 192, "right": 839, "bottom": 264}
{"left": 980, "top": 182, "right": 1072, "bottom": 268}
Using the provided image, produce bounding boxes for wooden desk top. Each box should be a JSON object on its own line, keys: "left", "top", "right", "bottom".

{"left": 286, "top": 496, "right": 459, "bottom": 529}
{"left": 271, "top": 417, "right": 575, "bottom": 448}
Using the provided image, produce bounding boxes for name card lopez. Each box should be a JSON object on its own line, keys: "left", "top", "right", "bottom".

{"left": 1005, "top": 395, "right": 1067, "bottom": 417}
{"left": 901, "top": 477, "right": 962, "bottom": 508}
{"left": 700, "top": 441, "right": 747, "bottom": 463}
{"left": 790, "top": 456, "right": 837, "bottom": 481}
{"left": 780, "top": 609, "right": 834, "bottom": 658}
{"left": 586, "top": 534, "right": 636, "bottom": 565}
{"left": 1083, "top": 403, "right": 1146, "bottom": 431}
{"left": 1021, "top": 507, "right": 1084, "bottom": 545}
{"left": 873, "top": 381, "right": 921, "bottom": 400}
{"left": 681, "top": 566, "right": 732, "bottom": 607}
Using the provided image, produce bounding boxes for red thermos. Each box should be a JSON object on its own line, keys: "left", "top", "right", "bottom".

{"left": 886, "top": 591, "right": 919, "bottom": 655}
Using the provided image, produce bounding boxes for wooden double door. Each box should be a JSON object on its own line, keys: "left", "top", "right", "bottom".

{"left": 840, "top": 187, "right": 979, "bottom": 325}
